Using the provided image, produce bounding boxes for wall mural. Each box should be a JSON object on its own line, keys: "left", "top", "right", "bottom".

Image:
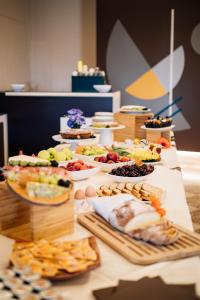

{"left": 106, "top": 20, "right": 189, "bottom": 131}
{"left": 97, "top": 0, "right": 200, "bottom": 151}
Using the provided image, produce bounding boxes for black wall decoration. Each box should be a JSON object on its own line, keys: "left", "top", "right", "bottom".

{"left": 97, "top": 0, "right": 200, "bottom": 151}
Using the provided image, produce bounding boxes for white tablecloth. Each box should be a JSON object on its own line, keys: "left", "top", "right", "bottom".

{"left": 53, "top": 148, "right": 200, "bottom": 299}
{"left": 1, "top": 147, "right": 199, "bottom": 299}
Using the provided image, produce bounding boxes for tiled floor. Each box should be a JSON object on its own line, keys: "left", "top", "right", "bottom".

{"left": 177, "top": 151, "right": 200, "bottom": 233}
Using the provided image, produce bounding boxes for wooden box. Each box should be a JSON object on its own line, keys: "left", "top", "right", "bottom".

{"left": 0, "top": 183, "right": 74, "bottom": 241}
{"left": 113, "top": 112, "right": 153, "bottom": 142}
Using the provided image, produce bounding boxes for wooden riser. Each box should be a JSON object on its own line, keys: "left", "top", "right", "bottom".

{"left": 113, "top": 112, "right": 153, "bottom": 141}
{"left": 0, "top": 183, "right": 74, "bottom": 241}
{"left": 78, "top": 212, "right": 200, "bottom": 265}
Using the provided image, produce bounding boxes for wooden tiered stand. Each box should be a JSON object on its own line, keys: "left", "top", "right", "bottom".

{"left": 113, "top": 112, "right": 153, "bottom": 142}
{"left": 0, "top": 182, "right": 74, "bottom": 241}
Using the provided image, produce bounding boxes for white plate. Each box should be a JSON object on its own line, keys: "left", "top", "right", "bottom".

{"left": 120, "top": 109, "right": 151, "bottom": 114}
{"left": 120, "top": 105, "right": 151, "bottom": 113}
{"left": 90, "top": 125, "right": 125, "bottom": 131}
{"left": 52, "top": 134, "right": 98, "bottom": 144}
{"left": 91, "top": 160, "right": 134, "bottom": 172}
{"left": 141, "top": 125, "right": 175, "bottom": 131}
{"left": 59, "top": 162, "right": 101, "bottom": 181}
{"left": 74, "top": 153, "right": 107, "bottom": 162}
{"left": 107, "top": 170, "right": 155, "bottom": 183}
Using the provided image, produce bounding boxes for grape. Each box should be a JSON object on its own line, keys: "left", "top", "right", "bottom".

{"left": 109, "top": 164, "right": 154, "bottom": 177}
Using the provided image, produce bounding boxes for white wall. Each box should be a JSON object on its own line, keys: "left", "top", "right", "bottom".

{"left": 30, "top": 0, "right": 96, "bottom": 91}
{"left": 0, "top": 0, "right": 96, "bottom": 92}
{"left": 0, "top": 0, "right": 30, "bottom": 91}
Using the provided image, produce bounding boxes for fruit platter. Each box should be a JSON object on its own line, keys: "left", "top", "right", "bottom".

{"left": 75, "top": 145, "right": 107, "bottom": 162}
{"left": 5, "top": 166, "right": 73, "bottom": 206}
{"left": 59, "top": 160, "right": 101, "bottom": 181}
{"left": 107, "top": 163, "right": 155, "bottom": 182}
{"left": 38, "top": 147, "right": 73, "bottom": 163}
{"left": 8, "top": 155, "right": 51, "bottom": 167}
{"left": 92, "top": 152, "right": 134, "bottom": 172}
{"left": 107, "top": 145, "right": 162, "bottom": 163}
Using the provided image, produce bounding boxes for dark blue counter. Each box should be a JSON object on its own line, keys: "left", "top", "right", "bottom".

{"left": 0, "top": 92, "right": 120, "bottom": 156}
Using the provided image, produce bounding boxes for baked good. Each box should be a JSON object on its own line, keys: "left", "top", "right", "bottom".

{"left": 97, "top": 182, "right": 164, "bottom": 202}
{"left": 11, "top": 237, "right": 99, "bottom": 276}
{"left": 144, "top": 116, "right": 172, "bottom": 128}
{"left": 60, "top": 129, "right": 93, "bottom": 139}
{"left": 91, "top": 197, "right": 179, "bottom": 246}
{"left": 131, "top": 220, "right": 179, "bottom": 245}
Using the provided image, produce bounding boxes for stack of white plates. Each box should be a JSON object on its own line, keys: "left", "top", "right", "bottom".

{"left": 92, "top": 115, "right": 113, "bottom": 123}
{"left": 95, "top": 112, "right": 113, "bottom": 117}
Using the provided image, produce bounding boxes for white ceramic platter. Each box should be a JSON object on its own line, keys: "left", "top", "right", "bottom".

{"left": 59, "top": 162, "right": 101, "bottom": 181}
{"left": 106, "top": 170, "right": 155, "bottom": 183}
{"left": 141, "top": 125, "right": 175, "bottom": 132}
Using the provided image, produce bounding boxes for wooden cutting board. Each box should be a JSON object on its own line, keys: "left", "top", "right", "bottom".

{"left": 78, "top": 212, "right": 200, "bottom": 265}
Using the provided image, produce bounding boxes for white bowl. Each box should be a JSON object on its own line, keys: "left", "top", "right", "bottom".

{"left": 59, "top": 161, "right": 101, "bottom": 181}
{"left": 93, "top": 85, "right": 112, "bottom": 93}
{"left": 11, "top": 84, "right": 25, "bottom": 92}
{"left": 91, "top": 160, "right": 134, "bottom": 172}
{"left": 107, "top": 170, "right": 155, "bottom": 182}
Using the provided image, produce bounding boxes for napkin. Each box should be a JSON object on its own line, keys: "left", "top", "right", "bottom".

{"left": 0, "top": 235, "right": 14, "bottom": 269}
{"left": 93, "top": 277, "right": 198, "bottom": 300}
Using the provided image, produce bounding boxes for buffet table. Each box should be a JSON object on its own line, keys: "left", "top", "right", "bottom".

{"left": 52, "top": 147, "right": 200, "bottom": 300}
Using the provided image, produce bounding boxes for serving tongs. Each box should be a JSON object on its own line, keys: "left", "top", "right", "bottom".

{"left": 154, "top": 96, "right": 183, "bottom": 118}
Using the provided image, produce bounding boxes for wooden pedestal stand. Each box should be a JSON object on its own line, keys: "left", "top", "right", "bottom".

{"left": 0, "top": 182, "right": 74, "bottom": 241}
{"left": 141, "top": 125, "right": 174, "bottom": 144}
{"left": 113, "top": 112, "right": 153, "bottom": 142}
{"left": 146, "top": 130, "right": 171, "bottom": 143}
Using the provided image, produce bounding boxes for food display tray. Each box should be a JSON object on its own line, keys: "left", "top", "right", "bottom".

{"left": 78, "top": 212, "right": 200, "bottom": 265}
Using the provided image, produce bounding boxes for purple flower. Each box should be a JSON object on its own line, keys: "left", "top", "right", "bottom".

{"left": 67, "top": 108, "right": 85, "bottom": 128}
{"left": 67, "top": 108, "right": 83, "bottom": 116}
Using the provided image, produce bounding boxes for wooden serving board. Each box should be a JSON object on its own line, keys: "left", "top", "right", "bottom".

{"left": 7, "top": 181, "right": 71, "bottom": 206}
{"left": 78, "top": 212, "right": 200, "bottom": 265}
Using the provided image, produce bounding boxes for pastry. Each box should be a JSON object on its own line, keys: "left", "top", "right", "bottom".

{"left": 144, "top": 116, "right": 172, "bottom": 128}
{"left": 60, "top": 129, "right": 93, "bottom": 139}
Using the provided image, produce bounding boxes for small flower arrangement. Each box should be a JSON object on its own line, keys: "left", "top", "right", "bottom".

{"left": 67, "top": 108, "right": 86, "bottom": 129}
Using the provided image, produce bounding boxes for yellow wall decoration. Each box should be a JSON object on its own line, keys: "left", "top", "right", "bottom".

{"left": 126, "top": 69, "right": 167, "bottom": 100}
